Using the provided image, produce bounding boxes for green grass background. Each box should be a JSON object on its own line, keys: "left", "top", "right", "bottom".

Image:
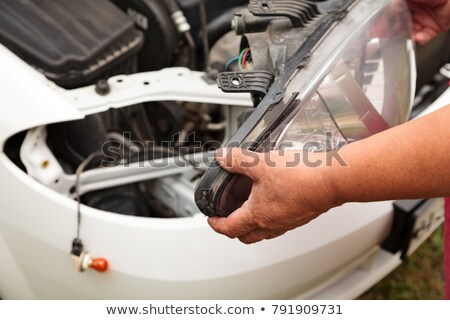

{"left": 359, "top": 227, "right": 444, "bottom": 299}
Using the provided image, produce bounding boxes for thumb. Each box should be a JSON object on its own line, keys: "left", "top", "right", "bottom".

{"left": 413, "top": 29, "right": 436, "bottom": 45}
{"left": 215, "top": 148, "right": 264, "bottom": 180}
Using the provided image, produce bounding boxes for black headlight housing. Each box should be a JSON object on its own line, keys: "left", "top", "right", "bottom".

{"left": 196, "top": 0, "right": 416, "bottom": 217}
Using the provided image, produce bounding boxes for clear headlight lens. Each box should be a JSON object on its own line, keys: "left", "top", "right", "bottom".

{"left": 273, "top": 0, "right": 415, "bottom": 151}
{"left": 196, "top": 0, "right": 416, "bottom": 217}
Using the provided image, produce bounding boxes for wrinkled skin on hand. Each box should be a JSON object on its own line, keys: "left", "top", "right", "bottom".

{"left": 408, "top": 0, "right": 450, "bottom": 44}
{"left": 207, "top": 2, "right": 450, "bottom": 245}
{"left": 208, "top": 149, "right": 339, "bottom": 245}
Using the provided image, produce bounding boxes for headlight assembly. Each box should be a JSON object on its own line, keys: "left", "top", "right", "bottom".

{"left": 196, "top": 0, "right": 416, "bottom": 217}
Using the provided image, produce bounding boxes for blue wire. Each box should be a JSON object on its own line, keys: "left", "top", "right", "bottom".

{"left": 225, "top": 56, "right": 239, "bottom": 70}
{"left": 225, "top": 53, "right": 252, "bottom": 71}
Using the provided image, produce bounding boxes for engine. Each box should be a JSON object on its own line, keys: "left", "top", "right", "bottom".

{"left": 0, "top": 0, "right": 247, "bottom": 217}
{"left": 1, "top": 0, "right": 448, "bottom": 218}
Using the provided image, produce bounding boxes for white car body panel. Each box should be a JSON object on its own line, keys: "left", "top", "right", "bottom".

{"left": 0, "top": 151, "right": 393, "bottom": 299}
{"left": 0, "top": 45, "right": 83, "bottom": 148}
{"left": 0, "top": 31, "right": 447, "bottom": 298}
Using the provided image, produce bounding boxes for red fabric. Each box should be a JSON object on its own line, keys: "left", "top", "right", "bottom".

{"left": 445, "top": 198, "right": 450, "bottom": 299}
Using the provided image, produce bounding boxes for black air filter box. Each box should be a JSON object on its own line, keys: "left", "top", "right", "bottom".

{"left": 0, "top": 0, "right": 143, "bottom": 88}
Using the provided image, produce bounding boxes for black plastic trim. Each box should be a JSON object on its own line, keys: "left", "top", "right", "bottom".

{"left": 217, "top": 71, "right": 275, "bottom": 95}
{"left": 248, "top": 0, "right": 320, "bottom": 27}
{"left": 195, "top": 0, "right": 354, "bottom": 217}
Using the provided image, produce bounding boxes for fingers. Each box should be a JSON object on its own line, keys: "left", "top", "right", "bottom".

{"left": 215, "top": 148, "right": 264, "bottom": 180}
{"left": 208, "top": 215, "right": 285, "bottom": 245}
{"left": 208, "top": 203, "right": 289, "bottom": 244}
{"left": 207, "top": 206, "right": 256, "bottom": 239}
{"left": 238, "top": 229, "right": 287, "bottom": 245}
{"left": 413, "top": 29, "right": 437, "bottom": 45}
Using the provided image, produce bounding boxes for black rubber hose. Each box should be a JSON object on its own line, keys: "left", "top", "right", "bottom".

{"left": 184, "top": 31, "right": 197, "bottom": 69}
{"left": 164, "top": 0, "right": 197, "bottom": 69}
{"left": 164, "top": 0, "right": 179, "bottom": 14}
{"left": 206, "top": 8, "right": 241, "bottom": 47}
{"left": 199, "top": 0, "right": 210, "bottom": 71}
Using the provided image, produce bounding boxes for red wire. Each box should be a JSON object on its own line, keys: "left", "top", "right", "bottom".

{"left": 241, "top": 48, "right": 251, "bottom": 70}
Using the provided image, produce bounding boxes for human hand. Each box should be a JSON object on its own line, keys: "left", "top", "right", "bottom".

{"left": 207, "top": 148, "right": 341, "bottom": 244}
{"left": 408, "top": 0, "right": 450, "bottom": 44}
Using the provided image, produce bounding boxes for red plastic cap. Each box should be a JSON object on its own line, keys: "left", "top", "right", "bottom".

{"left": 90, "top": 258, "right": 109, "bottom": 273}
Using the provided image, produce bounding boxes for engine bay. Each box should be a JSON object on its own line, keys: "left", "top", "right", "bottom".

{"left": 1, "top": 0, "right": 252, "bottom": 218}
{"left": 1, "top": 0, "right": 449, "bottom": 219}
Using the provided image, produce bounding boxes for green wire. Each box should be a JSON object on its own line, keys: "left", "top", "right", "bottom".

{"left": 237, "top": 48, "right": 248, "bottom": 72}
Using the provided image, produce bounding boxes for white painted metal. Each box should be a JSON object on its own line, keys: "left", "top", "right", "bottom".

{"left": 0, "top": 42, "right": 252, "bottom": 147}
{"left": 20, "top": 127, "right": 75, "bottom": 195}
{"left": 305, "top": 250, "right": 403, "bottom": 300}
{"left": 57, "top": 68, "right": 254, "bottom": 116}
{"left": 20, "top": 126, "right": 212, "bottom": 197}
{"left": 0, "top": 7, "right": 447, "bottom": 297}
{"left": 0, "top": 45, "right": 83, "bottom": 149}
{"left": 417, "top": 87, "right": 450, "bottom": 118}
{"left": 0, "top": 47, "right": 396, "bottom": 297}
{"left": 0, "top": 151, "right": 394, "bottom": 298}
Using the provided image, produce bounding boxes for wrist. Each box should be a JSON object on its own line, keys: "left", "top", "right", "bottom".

{"left": 318, "top": 148, "right": 350, "bottom": 210}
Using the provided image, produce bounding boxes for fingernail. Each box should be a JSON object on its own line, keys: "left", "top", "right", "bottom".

{"left": 215, "top": 148, "right": 229, "bottom": 160}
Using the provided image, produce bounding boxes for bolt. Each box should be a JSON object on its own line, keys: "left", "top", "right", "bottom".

{"left": 95, "top": 79, "right": 111, "bottom": 96}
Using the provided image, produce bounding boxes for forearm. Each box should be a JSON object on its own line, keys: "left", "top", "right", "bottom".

{"left": 326, "top": 105, "right": 450, "bottom": 204}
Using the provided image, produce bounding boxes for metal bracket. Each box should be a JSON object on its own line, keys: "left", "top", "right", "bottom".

{"left": 18, "top": 67, "right": 254, "bottom": 198}
{"left": 20, "top": 127, "right": 212, "bottom": 197}
{"left": 56, "top": 67, "right": 253, "bottom": 116}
